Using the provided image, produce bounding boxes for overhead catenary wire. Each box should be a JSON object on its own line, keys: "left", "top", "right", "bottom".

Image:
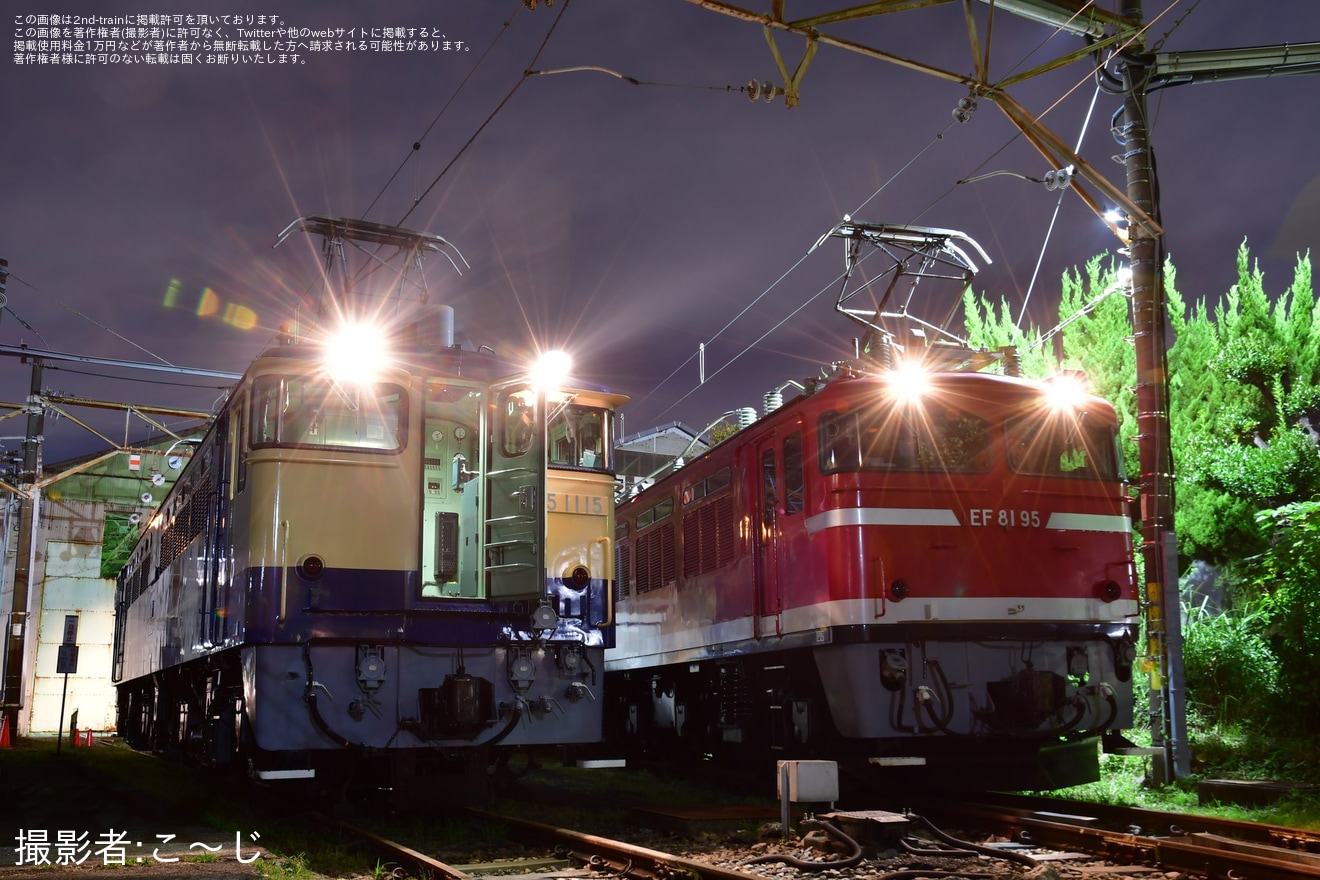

{"left": 1017, "top": 83, "right": 1102, "bottom": 329}
{"left": 395, "top": 0, "right": 575, "bottom": 231}
{"left": 4, "top": 270, "right": 172, "bottom": 366}
{"left": 527, "top": 66, "right": 750, "bottom": 94}
{"left": 632, "top": 121, "right": 953, "bottom": 418}
{"left": 639, "top": 2, "right": 1182, "bottom": 427}
{"left": 358, "top": 2, "right": 528, "bottom": 222}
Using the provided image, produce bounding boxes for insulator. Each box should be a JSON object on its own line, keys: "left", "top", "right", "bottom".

{"left": 738, "top": 407, "right": 758, "bottom": 429}
{"left": 747, "top": 79, "right": 780, "bottom": 103}
{"left": 763, "top": 391, "right": 783, "bottom": 414}
{"left": 874, "top": 336, "right": 893, "bottom": 370}
{"left": 952, "top": 95, "right": 977, "bottom": 123}
{"left": 1044, "top": 166, "right": 1074, "bottom": 191}
{"left": 1001, "top": 346, "right": 1022, "bottom": 377}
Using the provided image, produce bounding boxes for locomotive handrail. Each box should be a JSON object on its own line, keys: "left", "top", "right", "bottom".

{"left": 592, "top": 536, "right": 613, "bottom": 628}
{"left": 278, "top": 519, "right": 290, "bottom": 621}
{"left": 486, "top": 515, "right": 536, "bottom": 525}
{"left": 485, "top": 538, "right": 534, "bottom": 549}
{"left": 486, "top": 562, "right": 536, "bottom": 572}
{"left": 487, "top": 466, "right": 534, "bottom": 477}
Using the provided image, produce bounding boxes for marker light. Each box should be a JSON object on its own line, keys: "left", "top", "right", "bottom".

{"left": 298, "top": 555, "right": 325, "bottom": 580}
{"left": 531, "top": 349, "right": 573, "bottom": 391}
{"left": 323, "top": 320, "right": 391, "bottom": 382}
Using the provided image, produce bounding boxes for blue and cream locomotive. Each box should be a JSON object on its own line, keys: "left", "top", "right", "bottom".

{"left": 112, "top": 218, "right": 624, "bottom": 800}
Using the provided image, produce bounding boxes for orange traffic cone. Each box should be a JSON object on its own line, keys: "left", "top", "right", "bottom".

{"left": 0, "top": 714, "right": 11, "bottom": 748}
{"left": 82, "top": 729, "right": 94, "bottom": 747}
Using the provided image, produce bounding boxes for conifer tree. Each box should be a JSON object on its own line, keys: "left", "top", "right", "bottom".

{"left": 1174, "top": 246, "right": 1320, "bottom": 561}
{"left": 1057, "top": 256, "right": 1138, "bottom": 480}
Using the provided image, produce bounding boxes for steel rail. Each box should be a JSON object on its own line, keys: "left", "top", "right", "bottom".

{"left": 313, "top": 814, "right": 479, "bottom": 880}
{"left": 918, "top": 801, "right": 1320, "bottom": 880}
{"left": 945, "top": 793, "right": 1320, "bottom": 851}
{"left": 468, "top": 808, "right": 768, "bottom": 880}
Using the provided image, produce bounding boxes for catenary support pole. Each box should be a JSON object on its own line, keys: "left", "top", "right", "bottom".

{"left": 1120, "top": 1, "right": 1189, "bottom": 782}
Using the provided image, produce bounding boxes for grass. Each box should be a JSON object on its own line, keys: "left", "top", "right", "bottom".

{"left": 1, "top": 736, "right": 400, "bottom": 878}
{"left": 1043, "top": 726, "right": 1320, "bottom": 831}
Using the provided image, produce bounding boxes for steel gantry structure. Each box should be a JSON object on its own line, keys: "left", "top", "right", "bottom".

{"left": 682, "top": 0, "right": 1320, "bottom": 782}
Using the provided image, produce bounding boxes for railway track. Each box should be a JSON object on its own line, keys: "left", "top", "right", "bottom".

{"left": 912, "top": 795, "right": 1320, "bottom": 880}
{"left": 318, "top": 798, "right": 1320, "bottom": 880}
{"left": 301, "top": 755, "right": 1320, "bottom": 880}
{"left": 317, "top": 810, "right": 766, "bottom": 880}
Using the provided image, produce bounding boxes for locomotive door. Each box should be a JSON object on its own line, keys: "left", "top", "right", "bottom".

{"left": 484, "top": 381, "right": 547, "bottom": 601}
{"left": 754, "top": 439, "right": 783, "bottom": 637}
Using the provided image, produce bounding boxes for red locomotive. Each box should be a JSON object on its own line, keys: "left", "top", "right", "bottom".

{"left": 604, "top": 223, "right": 1138, "bottom": 789}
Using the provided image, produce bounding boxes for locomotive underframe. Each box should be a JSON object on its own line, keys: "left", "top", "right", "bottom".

{"left": 116, "top": 633, "right": 605, "bottom": 800}
{"left": 609, "top": 620, "right": 1137, "bottom": 790}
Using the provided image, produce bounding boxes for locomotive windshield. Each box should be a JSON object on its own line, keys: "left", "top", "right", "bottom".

{"left": 250, "top": 375, "right": 406, "bottom": 452}
{"left": 548, "top": 404, "right": 613, "bottom": 473}
{"left": 1004, "top": 413, "right": 1120, "bottom": 481}
{"left": 818, "top": 403, "right": 992, "bottom": 474}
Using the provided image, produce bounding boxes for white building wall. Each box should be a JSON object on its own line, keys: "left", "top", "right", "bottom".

{"left": 14, "top": 498, "right": 120, "bottom": 735}
{"left": 30, "top": 539, "right": 117, "bottom": 733}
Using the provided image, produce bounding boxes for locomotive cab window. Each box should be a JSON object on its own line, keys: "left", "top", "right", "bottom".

{"left": 548, "top": 404, "right": 613, "bottom": 472}
{"left": 818, "top": 404, "right": 990, "bottom": 474}
{"left": 501, "top": 390, "right": 537, "bottom": 456}
{"left": 250, "top": 375, "right": 406, "bottom": 452}
{"left": 1005, "top": 413, "right": 1119, "bottom": 481}
{"left": 782, "top": 432, "right": 804, "bottom": 514}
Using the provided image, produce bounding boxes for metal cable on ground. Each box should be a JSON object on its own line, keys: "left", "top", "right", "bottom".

{"left": 906, "top": 813, "right": 1039, "bottom": 869}
{"left": 745, "top": 817, "right": 864, "bottom": 872}
{"left": 898, "top": 837, "right": 978, "bottom": 857}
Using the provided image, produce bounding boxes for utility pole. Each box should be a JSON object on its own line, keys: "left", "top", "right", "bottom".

{"left": 1119, "top": 1, "right": 1188, "bottom": 783}
{"left": 2, "top": 356, "right": 44, "bottom": 739}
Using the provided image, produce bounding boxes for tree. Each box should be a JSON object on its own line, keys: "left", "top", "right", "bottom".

{"left": 1057, "top": 256, "right": 1139, "bottom": 480}
{"left": 1171, "top": 245, "right": 1320, "bottom": 563}
{"left": 1245, "top": 500, "right": 1320, "bottom": 735}
{"left": 961, "top": 257, "right": 1137, "bottom": 475}
{"left": 959, "top": 288, "right": 1053, "bottom": 379}
{"left": 963, "top": 244, "right": 1319, "bottom": 568}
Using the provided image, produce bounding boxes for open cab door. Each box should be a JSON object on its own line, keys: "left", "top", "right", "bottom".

{"left": 483, "top": 381, "right": 546, "bottom": 601}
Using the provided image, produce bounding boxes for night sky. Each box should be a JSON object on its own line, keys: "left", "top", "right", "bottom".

{"left": 4, "top": 1, "right": 1318, "bottom": 464}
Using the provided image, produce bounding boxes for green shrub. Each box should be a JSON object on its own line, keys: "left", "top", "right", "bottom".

{"left": 1180, "top": 597, "right": 1278, "bottom": 728}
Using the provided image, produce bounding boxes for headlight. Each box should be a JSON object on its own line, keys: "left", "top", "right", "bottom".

{"left": 323, "top": 320, "right": 391, "bottom": 382}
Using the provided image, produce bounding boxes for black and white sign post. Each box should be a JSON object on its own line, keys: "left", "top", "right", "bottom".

{"left": 55, "top": 615, "right": 78, "bottom": 755}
